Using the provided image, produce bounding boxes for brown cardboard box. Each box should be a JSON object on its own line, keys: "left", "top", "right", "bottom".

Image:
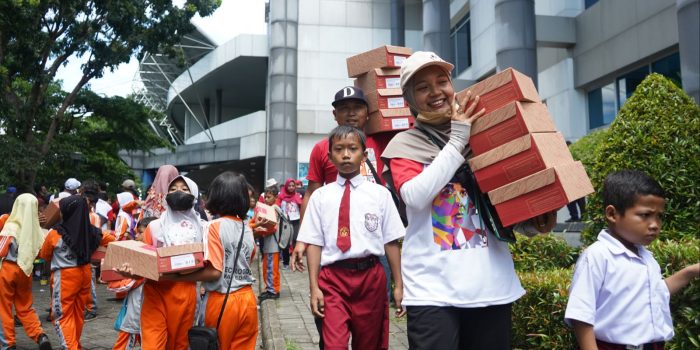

{"left": 91, "top": 246, "right": 107, "bottom": 264}
{"left": 103, "top": 240, "right": 204, "bottom": 281}
{"left": 469, "top": 101, "right": 557, "bottom": 155}
{"left": 456, "top": 67, "right": 540, "bottom": 116}
{"left": 254, "top": 202, "right": 278, "bottom": 230}
{"left": 41, "top": 199, "right": 61, "bottom": 229}
{"left": 365, "top": 108, "right": 414, "bottom": 135}
{"left": 487, "top": 161, "right": 593, "bottom": 227}
{"left": 364, "top": 88, "right": 408, "bottom": 112}
{"left": 355, "top": 68, "right": 402, "bottom": 93}
{"left": 469, "top": 132, "right": 573, "bottom": 193}
{"left": 346, "top": 45, "right": 413, "bottom": 78}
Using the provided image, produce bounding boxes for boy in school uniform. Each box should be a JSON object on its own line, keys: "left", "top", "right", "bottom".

{"left": 296, "top": 125, "right": 406, "bottom": 350}
{"left": 251, "top": 188, "right": 282, "bottom": 302}
{"left": 565, "top": 170, "right": 699, "bottom": 350}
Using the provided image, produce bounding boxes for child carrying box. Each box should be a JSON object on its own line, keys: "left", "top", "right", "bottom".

{"left": 251, "top": 189, "right": 282, "bottom": 301}
{"left": 296, "top": 125, "right": 405, "bottom": 350}
{"left": 111, "top": 216, "right": 156, "bottom": 350}
{"left": 565, "top": 170, "right": 699, "bottom": 349}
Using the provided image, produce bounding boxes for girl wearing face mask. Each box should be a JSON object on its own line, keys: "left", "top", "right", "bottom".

{"left": 120, "top": 175, "right": 205, "bottom": 350}
{"left": 381, "top": 52, "right": 557, "bottom": 349}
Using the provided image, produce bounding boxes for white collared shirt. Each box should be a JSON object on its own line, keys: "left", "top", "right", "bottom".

{"left": 565, "top": 229, "right": 673, "bottom": 345}
{"left": 297, "top": 174, "right": 405, "bottom": 266}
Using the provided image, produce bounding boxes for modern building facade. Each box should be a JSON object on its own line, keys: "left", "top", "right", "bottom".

{"left": 127, "top": 0, "right": 699, "bottom": 190}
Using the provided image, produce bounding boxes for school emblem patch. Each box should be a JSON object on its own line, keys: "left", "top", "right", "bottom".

{"left": 364, "top": 213, "right": 379, "bottom": 232}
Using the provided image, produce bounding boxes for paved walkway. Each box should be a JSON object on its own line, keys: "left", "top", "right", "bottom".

{"left": 258, "top": 261, "right": 409, "bottom": 350}
{"left": 15, "top": 264, "right": 263, "bottom": 350}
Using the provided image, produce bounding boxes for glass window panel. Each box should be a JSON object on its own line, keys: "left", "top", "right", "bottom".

{"left": 652, "top": 52, "right": 682, "bottom": 88}
{"left": 616, "top": 65, "right": 649, "bottom": 108}
{"left": 588, "top": 88, "right": 604, "bottom": 129}
{"left": 585, "top": 0, "right": 599, "bottom": 9}
{"left": 602, "top": 82, "right": 616, "bottom": 125}
{"left": 450, "top": 15, "right": 471, "bottom": 75}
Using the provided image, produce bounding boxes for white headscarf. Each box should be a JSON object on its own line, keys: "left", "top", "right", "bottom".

{"left": 149, "top": 175, "right": 204, "bottom": 247}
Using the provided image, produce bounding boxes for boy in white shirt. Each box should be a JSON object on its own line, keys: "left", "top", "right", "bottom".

{"left": 565, "top": 170, "right": 699, "bottom": 349}
{"left": 295, "top": 125, "right": 405, "bottom": 350}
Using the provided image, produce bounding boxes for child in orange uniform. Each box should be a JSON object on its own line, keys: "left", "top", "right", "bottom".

{"left": 0, "top": 194, "right": 52, "bottom": 350}
{"left": 111, "top": 216, "right": 156, "bottom": 350}
{"left": 165, "top": 172, "right": 258, "bottom": 349}
{"left": 251, "top": 189, "right": 281, "bottom": 301}
{"left": 39, "top": 195, "right": 115, "bottom": 350}
{"left": 117, "top": 175, "right": 204, "bottom": 350}
{"left": 114, "top": 192, "right": 140, "bottom": 241}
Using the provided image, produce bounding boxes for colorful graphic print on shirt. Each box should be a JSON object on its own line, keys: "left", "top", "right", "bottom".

{"left": 431, "top": 182, "right": 488, "bottom": 251}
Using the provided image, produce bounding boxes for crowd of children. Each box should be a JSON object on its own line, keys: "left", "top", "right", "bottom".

{"left": 0, "top": 65, "right": 698, "bottom": 349}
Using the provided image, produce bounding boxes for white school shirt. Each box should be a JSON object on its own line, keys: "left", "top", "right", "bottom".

{"left": 297, "top": 174, "right": 405, "bottom": 267}
{"left": 398, "top": 144, "right": 525, "bottom": 308}
{"left": 565, "top": 230, "right": 673, "bottom": 345}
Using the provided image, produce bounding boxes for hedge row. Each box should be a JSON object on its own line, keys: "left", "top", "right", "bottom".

{"left": 511, "top": 234, "right": 700, "bottom": 349}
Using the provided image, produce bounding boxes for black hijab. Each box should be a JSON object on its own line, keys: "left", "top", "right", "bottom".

{"left": 56, "top": 195, "right": 102, "bottom": 265}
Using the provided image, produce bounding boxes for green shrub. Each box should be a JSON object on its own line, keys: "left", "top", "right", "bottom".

{"left": 569, "top": 128, "right": 609, "bottom": 173}
{"left": 510, "top": 233, "right": 578, "bottom": 272}
{"left": 513, "top": 268, "right": 575, "bottom": 349}
{"left": 647, "top": 238, "right": 700, "bottom": 349}
{"left": 581, "top": 73, "right": 700, "bottom": 245}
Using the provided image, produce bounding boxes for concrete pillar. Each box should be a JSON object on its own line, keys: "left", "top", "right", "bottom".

{"left": 422, "top": 0, "right": 452, "bottom": 62}
{"left": 266, "top": 0, "right": 298, "bottom": 182}
{"left": 495, "top": 0, "right": 537, "bottom": 86}
{"left": 391, "top": 0, "right": 406, "bottom": 46}
{"left": 677, "top": 0, "right": 700, "bottom": 103}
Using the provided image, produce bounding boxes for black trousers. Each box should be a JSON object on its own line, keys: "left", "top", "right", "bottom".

{"left": 406, "top": 303, "right": 512, "bottom": 350}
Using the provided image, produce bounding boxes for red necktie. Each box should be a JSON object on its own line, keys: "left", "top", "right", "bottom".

{"left": 337, "top": 181, "right": 351, "bottom": 252}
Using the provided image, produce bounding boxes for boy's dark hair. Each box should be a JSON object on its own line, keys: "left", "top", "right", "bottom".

{"left": 328, "top": 125, "right": 366, "bottom": 151}
{"left": 81, "top": 179, "right": 100, "bottom": 206}
{"left": 603, "top": 170, "right": 665, "bottom": 215}
{"left": 206, "top": 171, "right": 250, "bottom": 218}
{"left": 264, "top": 186, "right": 279, "bottom": 196}
{"left": 138, "top": 216, "right": 157, "bottom": 229}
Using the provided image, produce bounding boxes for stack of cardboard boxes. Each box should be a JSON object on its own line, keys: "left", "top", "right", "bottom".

{"left": 456, "top": 68, "right": 593, "bottom": 227}
{"left": 346, "top": 45, "right": 414, "bottom": 135}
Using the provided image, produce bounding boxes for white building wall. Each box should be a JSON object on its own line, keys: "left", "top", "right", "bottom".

{"left": 296, "top": 0, "right": 396, "bottom": 168}
{"left": 538, "top": 58, "right": 588, "bottom": 140}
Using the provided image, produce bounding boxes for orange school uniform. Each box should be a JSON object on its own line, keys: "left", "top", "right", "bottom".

{"left": 139, "top": 224, "right": 197, "bottom": 350}
{"left": 0, "top": 240, "right": 45, "bottom": 348}
{"left": 201, "top": 217, "right": 257, "bottom": 350}
{"left": 39, "top": 229, "right": 115, "bottom": 350}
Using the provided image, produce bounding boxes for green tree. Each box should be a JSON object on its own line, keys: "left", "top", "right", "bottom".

{"left": 0, "top": 0, "right": 219, "bottom": 185}
{"left": 33, "top": 89, "right": 171, "bottom": 193}
{"left": 582, "top": 73, "right": 700, "bottom": 244}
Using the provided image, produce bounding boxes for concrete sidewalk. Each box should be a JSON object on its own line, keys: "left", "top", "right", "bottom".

{"left": 14, "top": 263, "right": 264, "bottom": 349}
{"left": 258, "top": 260, "right": 409, "bottom": 350}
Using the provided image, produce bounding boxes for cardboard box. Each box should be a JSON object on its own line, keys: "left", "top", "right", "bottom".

{"left": 91, "top": 246, "right": 107, "bottom": 264}
{"left": 469, "top": 133, "right": 573, "bottom": 193}
{"left": 365, "top": 108, "right": 414, "bottom": 135}
{"left": 254, "top": 202, "right": 278, "bottom": 230}
{"left": 456, "top": 67, "right": 540, "bottom": 116}
{"left": 346, "top": 45, "right": 413, "bottom": 78}
{"left": 470, "top": 101, "right": 557, "bottom": 155}
{"left": 99, "top": 260, "right": 124, "bottom": 282}
{"left": 355, "top": 68, "right": 402, "bottom": 93}
{"left": 103, "top": 240, "right": 204, "bottom": 281}
{"left": 41, "top": 199, "right": 61, "bottom": 229}
{"left": 487, "top": 161, "right": 593, "bottom": 227}
{"left": 364, "top": 88, "right": 408, "bottom": 112}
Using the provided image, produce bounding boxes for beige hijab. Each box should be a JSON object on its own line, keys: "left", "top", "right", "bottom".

{"left": 0, "top": 194, "right": 45, "bottom": 275}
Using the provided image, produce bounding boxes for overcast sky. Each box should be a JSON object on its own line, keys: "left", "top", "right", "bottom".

{"left": 54, "top": 0, "right": 268, "bottom": 97}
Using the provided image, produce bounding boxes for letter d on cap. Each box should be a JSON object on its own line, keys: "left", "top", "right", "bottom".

{"left": 343, "top": 87, "right": 355, "bottom": 98}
